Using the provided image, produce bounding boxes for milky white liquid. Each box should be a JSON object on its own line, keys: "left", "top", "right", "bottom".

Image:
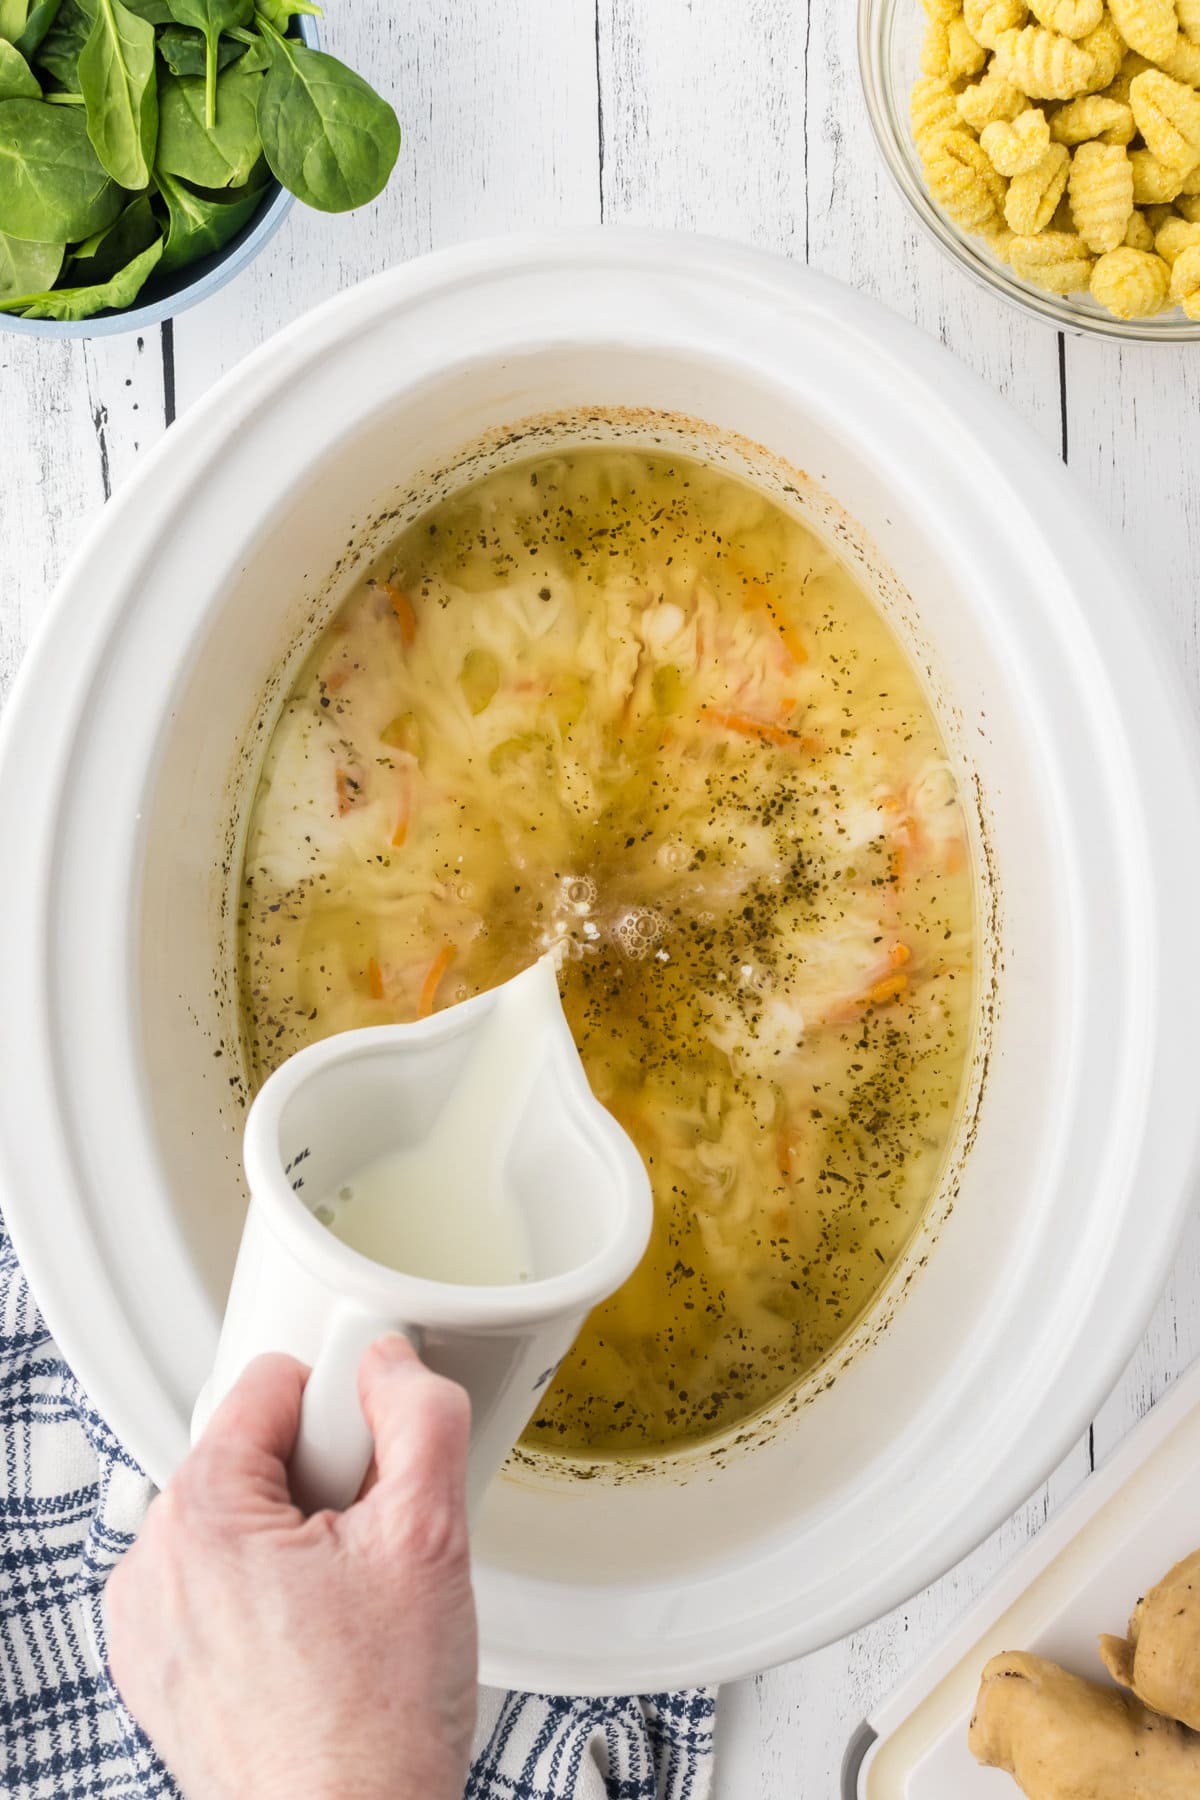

{"left": 312, "top": 961, "right": 559, "bottom": 1285}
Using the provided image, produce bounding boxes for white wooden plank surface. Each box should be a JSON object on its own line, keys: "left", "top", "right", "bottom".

{"left": 0, "top": 2, "right": 1196, "bottom": 1795}
{"left": 170, "top": 0, "right": 601, "bottom": 408}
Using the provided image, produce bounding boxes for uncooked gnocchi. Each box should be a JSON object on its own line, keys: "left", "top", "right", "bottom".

{"left": 1090, "top": 241, "right": 1171, "bottom": 309}
{"left": 912, "top": 0, "right": 1200, "bottom": 318}
{"left": 1069, "top": 139, "right": 1135, "bottom": 247}
{"left": 1107, "top": 0, "right": 1177, "bottom": 62}
{"left": 1169, "top": 238, "right": 1200, "bottom": 309}
{"left": 983, "top": 105, "right": 1054, "bottom": 168}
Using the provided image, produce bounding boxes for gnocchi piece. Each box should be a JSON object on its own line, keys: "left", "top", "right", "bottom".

{"left": 924, "top": 15, "right": 990, "bottom": 76}
{"left": 964, "top": 0, "right": 1029, "bottom": 46}
{"left": 1027, "top": 0, "right": 1102, "bottom": 36}
{"left": 957, "top": 66, "right": 1028, "bottom": 125}
{"left": 949, "top": 15, "right": 990, "bottom": 75}
{"left": 1077, "top": 16, "right": 1126, "bottom": 92}
{"left": 922, "top": 20, "right": 953, "bottom": 74}
{"left": 1050, "top": 94, "right": 1136, "bottom": 143}
{"left": 982, "top": 105, "right": 1052, "bottom": 170}
{"left": 1068, "top": 140, "right": 1135, "bottom": 250}
{"left": 1157, "top": 37, "right": 1200, "bottom": 87}
{"left": 1145, "top": 200, "right": 1181, "bottom": 230}
{"left": 1169, "top": 240, "right": 1200, "bottom": 313}
{"left": 1130, "top": 146, "right": 1193, "bottom": 201}
{"left": 1154, "top": 214, "right": 1200, "bottom": 261}
{"left": 1009, "top": 227, "right": 1096, "bottom": 288}
{"left": 922, "top": 0, "right": 964, "bottom": 17}
{"left": 1103, "top": 50, "right": 1153, "bottom": 104}
{"left": 1130, "top": 70, "right": 1200, "bottom": 173}
{"left": 1123, "top": 207, "right": 1156, "bottom": 249}
{"left": 1090, "top": 243, "right": 1172, "bottom": 314}
{"left": 912, "top": 74, "right": 963, "bottom": 142}
{"left": 921, "top": 127, "right": 1009, "bottom": 228}
{"left": 1005, "top": 140, "right": 1071, "bottom": 228}
{"left": 1180, "top": 0, "right": 1200, "bottom": 46}
{"left": 1106, "top": 0, "right": 1178, "bottom": 64}
{"left": 993, "top": 23, "right": 1094, "bottom": 95}
{"left": 981, "top": 223, "right": 1018, "bottom": 258}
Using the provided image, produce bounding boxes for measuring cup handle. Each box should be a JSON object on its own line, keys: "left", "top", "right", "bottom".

{"left": 289, "top": 1308, "right": 417, "bottom": 1514}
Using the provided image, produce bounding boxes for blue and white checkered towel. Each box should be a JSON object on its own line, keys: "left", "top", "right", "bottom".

{"left": 0, "top": 1221, "right": 716, "bottom": 1799}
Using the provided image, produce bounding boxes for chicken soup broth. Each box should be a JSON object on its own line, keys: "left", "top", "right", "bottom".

{"left": 239, "top": 445, "right": 976, "bottom": 1457}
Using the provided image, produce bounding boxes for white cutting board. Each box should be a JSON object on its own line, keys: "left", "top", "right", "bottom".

{"left": 847, "top": 1357, "right": 1200, "bottom": 1799}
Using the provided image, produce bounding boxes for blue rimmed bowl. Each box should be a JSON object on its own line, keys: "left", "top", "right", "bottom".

{"left": 4, "top": 13, "right": 317, "bottom": 340}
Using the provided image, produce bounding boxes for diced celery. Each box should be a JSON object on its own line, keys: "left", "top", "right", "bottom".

{"left": 459, "top": 647, "right": 501, "bottom": 715}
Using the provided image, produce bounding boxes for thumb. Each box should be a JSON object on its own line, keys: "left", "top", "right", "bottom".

{"left": 351, "top": 1335, "right": 471, "bottom": 1552}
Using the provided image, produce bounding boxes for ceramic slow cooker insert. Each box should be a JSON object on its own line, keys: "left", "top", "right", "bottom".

{"left": 1, "top": 232, "right": 1197, "bottom": 1694}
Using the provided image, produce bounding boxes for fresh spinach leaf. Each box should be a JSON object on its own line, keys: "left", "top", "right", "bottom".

{"left": 78, "top": 0, "right": 156, "bottom": 187}
{"left": 157, "top": 20, "right": 242, "bottom": 77}
{"left": 156, "top": 61, "right": 260, "bottom": 185}
{"left": 255, "top": 22, "right": 398, "bottom": 212}
{"left": 0, "top": 35, "right": 38, "bottom": 92}
{"left": 121, "top": 0, "right": 171, "bottom": 21}
{"left": 0, "top": 229, "right": 159, "bottom": 312}
{"left": 165, "top": 0, "right": 248, "bottom": 127}
{"left": 34, "top": 0, "right": 91, "bottom": 89}
{"left": 0, "top": 97, "right": 122, "bottom": 239}
{"left": 224, "top": 24, "right": 264, "bottom": 68}
{"left": 157, "top": 162, "right": 262, "bottom": 271}
{"left": 69, "top": 185, "right": 156, "bottom": 277}
{"left": 0, "top": 226, "right": 61, "bottom": 294}
{"left": 0, "top": 0, "right": 30, "bottom": 46}
{"left": 14, "top": 0, "right": 60, "bottom": 57}
{"left": 253, "top": 0, "right": 318, "bottom": 28}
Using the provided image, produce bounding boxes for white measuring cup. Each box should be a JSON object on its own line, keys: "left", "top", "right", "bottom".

{"left": 193, "top": 958, "right": 652, "bottom": 1516}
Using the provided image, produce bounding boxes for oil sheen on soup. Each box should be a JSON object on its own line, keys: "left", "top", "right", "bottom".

{"left": 239, "top": 445, "right": 976, "bottom": 1459}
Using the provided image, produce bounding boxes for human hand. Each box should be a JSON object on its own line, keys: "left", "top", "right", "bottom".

{"left": 106, "top": 1337, "right": 477, "bottom": 1800}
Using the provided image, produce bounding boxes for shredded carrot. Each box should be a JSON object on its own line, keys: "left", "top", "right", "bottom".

{"left": 325, "top": 669, "right": 348, "bottom": 693}
{"left": 888, "top": 845, "right": 905, "bottom": 883}
{"left": 701, "top": 708, "right": 797, "bottom": 749}
{"left": 775, "top": 1126, "right": 800, "bottom": 1179}
{"left": 943, "top": 837, "right": 965, "bottom": 875}
{"left": 335, "top": 767, "right": 354, "bottom": 815}
{"left": 382, "top": 581, "right": 417, "bottom": 646}
{"left": 366, "top": 957, "right": 385, "bottom": 1001}
{"left": 867, "top": 973, "right": 909, "bottom": 1007}
{"left": 779, "top": 623, "right": 808, "bottom": 666}
{"left": 418, "top": 945, "right": 455, "bottom": 1019}
{"left": 888, "top": 942, "right": 911, "bottom": 969}
{"left": 800, "top": 733, "right": 825, "bottom": 756}
{"left": 739, "top": 578, "right": 808, "bottom": 667}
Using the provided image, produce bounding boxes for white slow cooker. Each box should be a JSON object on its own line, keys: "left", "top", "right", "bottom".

{"left": 1, "top": 232, "right": 1198, "bottom": 1694}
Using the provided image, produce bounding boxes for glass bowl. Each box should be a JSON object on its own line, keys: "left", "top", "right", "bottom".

{"left": 858, "top": 0, "right": 1200, "bottom": 341}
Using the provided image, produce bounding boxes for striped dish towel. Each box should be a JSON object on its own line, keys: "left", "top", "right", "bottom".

{"left": 0, "top": 1221, "right": 716, "bottom": 1799}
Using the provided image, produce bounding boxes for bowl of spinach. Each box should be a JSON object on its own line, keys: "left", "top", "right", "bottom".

{"left": 0, "top": 0, "right": 400, "bottom": 335}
